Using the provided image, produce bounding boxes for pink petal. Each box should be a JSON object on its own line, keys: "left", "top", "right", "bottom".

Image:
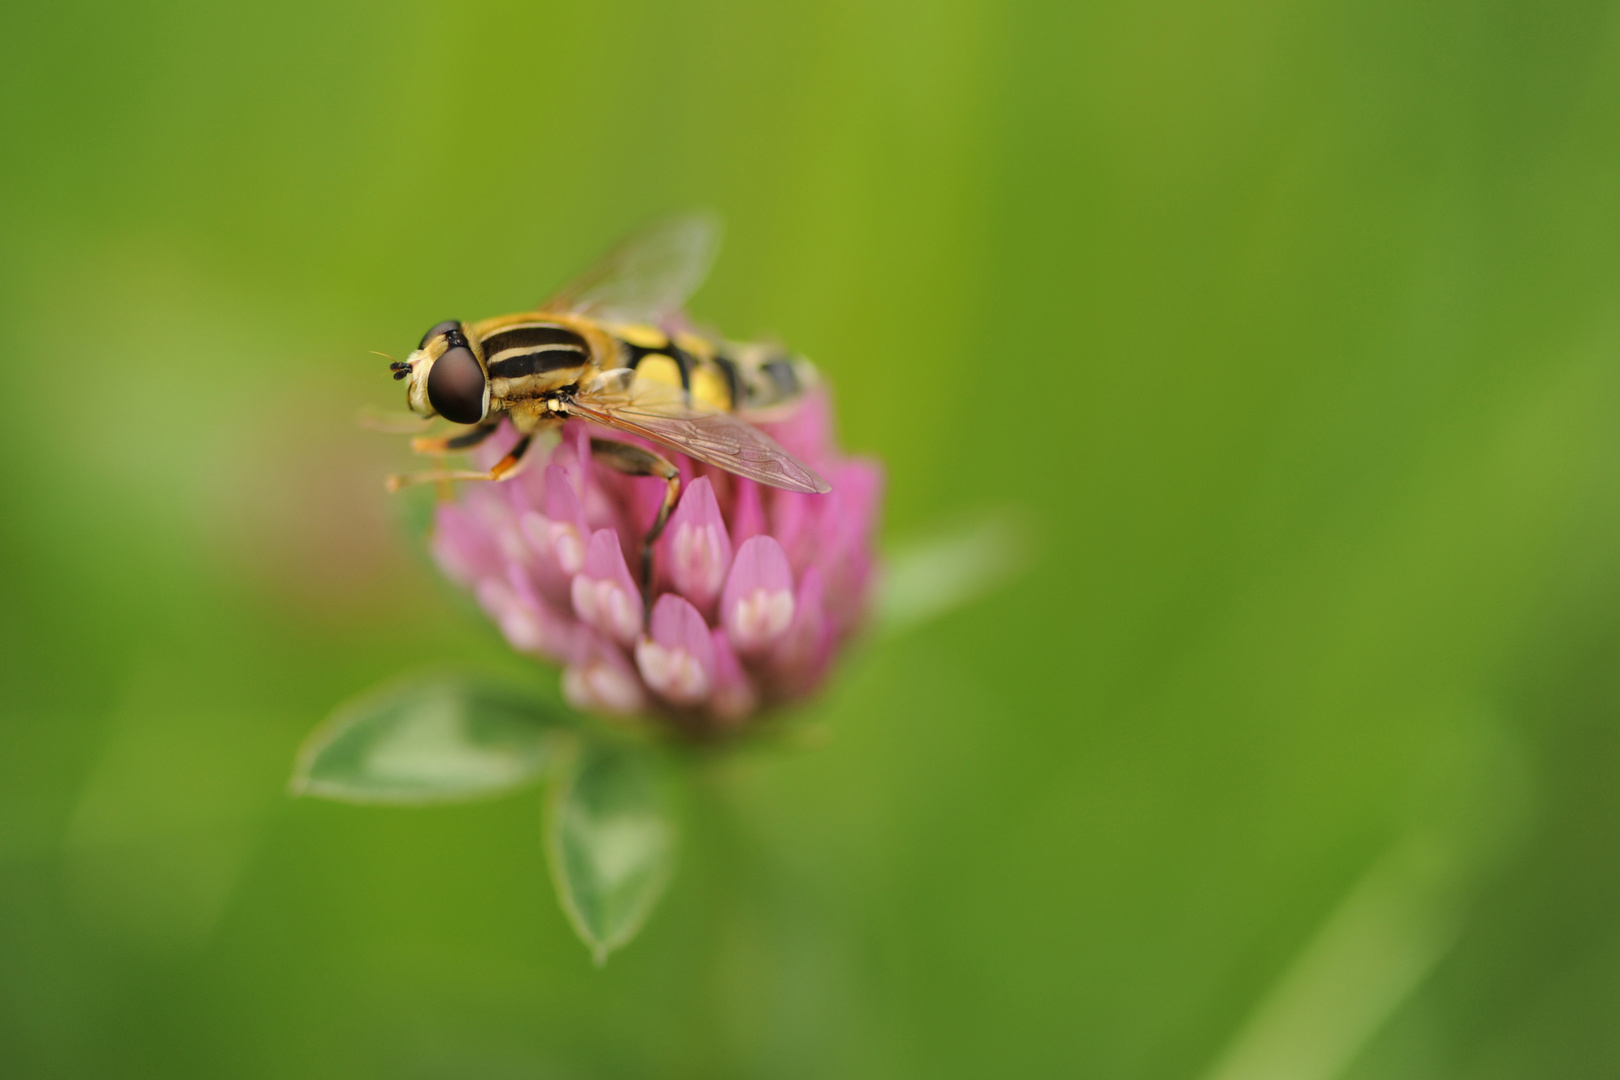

{"left": 770, "top": 565, "right": 832, "bottom": 697}
{"left": 756, "top": 388, "right": 833, "bottom": 467}
{"left": 512, "top": 515, "right": 573, "bottom": 609}
{"left": 727, "top": 478, "right": 767, "bottom": 545}
{"left": 707, "top": 628, "right": 756, "bottom": 724}
{"left": 635, "top": 594, "right": 715, "bottom": 705}
{"left": 770, "top": 490, "right": 816, "bottom": 572}
{"left": 514, "top": 463, "right": 592, "bottom": 579}
{"left": 570, "top": 529, "right": 643, "bottom": 646}
{"left": 430, "top": 502, "right": 501, "bottom": 586}
{"left": 827, "top": 459, "right": 884, "bottom": 538}
{"left": 476, "top": 578, "right": 569, "bottom": 660}
{"left": 813, "top": 458, "right": 885, "bottom": 625}
{"left": 450, "top": 484, "right": 527, "bottom": 567}
{"left": 554, "top": 422, "right": 628, "bottom": 542}
{"left": 555, "top": 421, "right": 592, "bottom": 499}
{"left": 542, "top": 462, "right": 586, "bottom": 528}
{"left": 721, "top": 536, "right": 796, "bottom": 654}
{"left": 562, "top": 634, "right": 647, "bottom": 716}
{"left": 661, "top": 476, "right": 733, "bottom": 607}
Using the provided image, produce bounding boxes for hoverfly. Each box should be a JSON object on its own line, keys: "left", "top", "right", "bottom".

{"left": 387, "top": 213, "right": 831, "bottom": 589}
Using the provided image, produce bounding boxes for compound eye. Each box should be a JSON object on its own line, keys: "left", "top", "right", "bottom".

{"left": 420, "top": 320, "right": 462, "bottom": 348}
{"left": 426, "top": 346, "right": 487, "bottom": 424}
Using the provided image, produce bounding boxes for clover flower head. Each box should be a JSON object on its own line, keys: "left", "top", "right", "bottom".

{"left": 430, "top": 390, "right": 882, "bottom": 737}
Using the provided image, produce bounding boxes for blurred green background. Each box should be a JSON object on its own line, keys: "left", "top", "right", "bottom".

{"left": 4, "top": 0, "right": 1620, "bottom": 1076}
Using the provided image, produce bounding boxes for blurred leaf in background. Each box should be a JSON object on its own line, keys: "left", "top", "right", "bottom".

{"left": 291, "top": 672, "right": 572, "bottom": 805}
{"left": 4, "top": 0, "right": 1620, "bottom": 1077}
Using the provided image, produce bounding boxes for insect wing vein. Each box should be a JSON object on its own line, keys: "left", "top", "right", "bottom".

{"left": 565, "top": 395, "right": 829, "bottom": 494}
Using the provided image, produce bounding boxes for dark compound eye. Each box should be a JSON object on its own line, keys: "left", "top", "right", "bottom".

{"left": 420, "top": 320, "right": 462, "bottom": 349}
{"left": 426, "top": 346, "right": 487, "bottom": 424}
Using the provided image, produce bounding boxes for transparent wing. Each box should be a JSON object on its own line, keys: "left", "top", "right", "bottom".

{"left": 566, "top": 377, "right": 830, "bottom": 494}
{"left": 541, "top": 212, "right": 722, "bottom": 325}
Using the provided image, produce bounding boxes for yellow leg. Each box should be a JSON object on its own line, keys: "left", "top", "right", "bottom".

{"left": 385, "top": 434, "right": 534, "bottom": 492}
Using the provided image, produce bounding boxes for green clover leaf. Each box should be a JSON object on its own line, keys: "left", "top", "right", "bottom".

{"left": 291, "top": 673, "right": 570, "bottom": 805}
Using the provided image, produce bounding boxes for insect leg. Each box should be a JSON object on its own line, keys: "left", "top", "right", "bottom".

{"left": 487, "top": 433, "right": 535, "bottom": 480}
{"left": 410, "top": 420, "right": 501, "bottom": 455}
{"left": 385, "top": 433, "right": 535, "bottom": 492}
{"left": 588, "top": 437, "right": 681, "bottom": 603}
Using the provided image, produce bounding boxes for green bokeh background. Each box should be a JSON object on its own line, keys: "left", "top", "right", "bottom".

{"left": 5, "top": 1, "right": 1620, "bottom": 1076}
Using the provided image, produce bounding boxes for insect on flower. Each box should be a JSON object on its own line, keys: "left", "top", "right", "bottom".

{"left": 389, "top": 213, "right": 832, "bottom": 596}
{"left": 387, "top": 215, "right": 881, "bottom": 735}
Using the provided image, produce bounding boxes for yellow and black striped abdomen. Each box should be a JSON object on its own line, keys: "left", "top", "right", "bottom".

{"left": 608, "top": 323, "right": 815, "bottom": 416}
{"left": 725, "top": 344, "right": 815, "bottom": 414}
{"left": 610, "top": 323, "right": 722, "bottom": 407}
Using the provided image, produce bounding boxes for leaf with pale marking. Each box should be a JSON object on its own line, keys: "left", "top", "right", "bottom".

{"left": 291, "top": 673, "right": 569, "bottom": 804}
{"left": 544, "top": 738, "right": 676, "bottom": 964}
